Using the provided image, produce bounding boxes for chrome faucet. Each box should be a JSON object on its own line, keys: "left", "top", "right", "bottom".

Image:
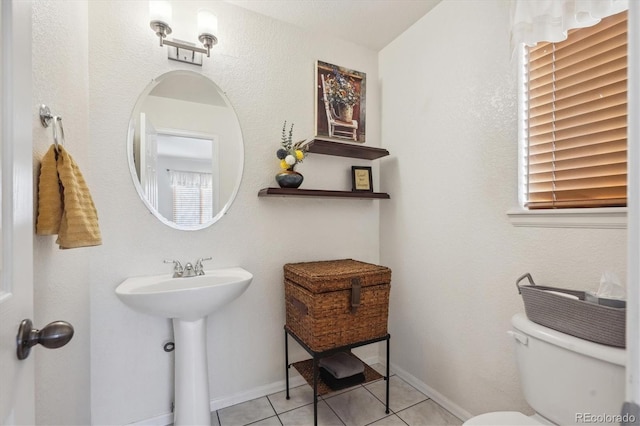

{"left": 182, "top": 263, "right": 196, "bottom": 277}
{"left": 195, "top": 257, "right": 212, "bottom": 275}
{"left": 163, "top": 259, "right": 184, "bottom": 278}
{"left": 164, "top": 257, "right": 212, "bottom": 278}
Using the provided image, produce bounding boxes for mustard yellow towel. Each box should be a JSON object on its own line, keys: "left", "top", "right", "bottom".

{"left": 36, "top": 145, "right": 63, "bottom": 235}
{"left": 56, "top": 145, "right": 102, "bottom": 249}
{"left": 36, "top": 144, "right": 102, "bottom": 249}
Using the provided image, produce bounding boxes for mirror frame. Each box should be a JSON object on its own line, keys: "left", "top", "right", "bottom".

{"left": 127, "top": 70, "right": 244, "bottom": 231}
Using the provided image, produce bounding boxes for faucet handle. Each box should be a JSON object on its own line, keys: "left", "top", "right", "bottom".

{"left": 163, "top": 259, "right": 184, "bottom": 277}
{"left": 195, "top": 257, "right": 212, "bottom": 275}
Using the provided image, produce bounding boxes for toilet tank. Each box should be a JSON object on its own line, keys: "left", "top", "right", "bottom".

{"left": 510, "top": 313, "right": 626, "bottom": 425}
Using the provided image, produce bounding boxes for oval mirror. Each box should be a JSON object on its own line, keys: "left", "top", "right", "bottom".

{"left": 127, "top": 70, "right": 244, "bottom": 230}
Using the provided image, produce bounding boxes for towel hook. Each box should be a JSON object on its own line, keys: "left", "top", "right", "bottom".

{"left": 39, "top": 105, "right": 64, "bottom": 153}
{"left": 39, "top": 104, "right": 54, "bottom": 128}
{"left": 53, "top": 116, "right": 65, "bottom": 152}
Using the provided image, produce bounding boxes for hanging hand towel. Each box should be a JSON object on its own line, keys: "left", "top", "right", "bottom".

{"left": 56, "top": 145, "right": 102, "bottom": 249}
{"left": 36, "top": 144, "right": 102, "bottom": 249}
{"left": 36, "top": 144, "right": 63, "bottom": 235}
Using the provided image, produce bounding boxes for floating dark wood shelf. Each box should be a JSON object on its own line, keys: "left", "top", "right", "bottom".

{"left": 306, "top": 138, "right": 389, "bottom": 160}
{"left": 259, "top": 140, "right": 391, "bottom": 200}
{"left": 258, "top": 187, "right": 390, "bottom": 199}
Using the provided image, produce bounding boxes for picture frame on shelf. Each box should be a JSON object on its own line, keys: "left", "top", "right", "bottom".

{"left": 351, "top": 166, "right": 373, "bottom": 192}
{"left": 315, "top": 61, "right": 366, "bottom": 143}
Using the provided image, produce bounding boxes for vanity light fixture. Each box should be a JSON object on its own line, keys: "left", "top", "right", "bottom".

{"left": 149, "top": 1, "right": 218, "bottom": 66}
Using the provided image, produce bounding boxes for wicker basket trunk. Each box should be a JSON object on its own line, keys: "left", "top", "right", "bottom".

{"left": 284, "top": 259, "right": 391, "bottom": 352}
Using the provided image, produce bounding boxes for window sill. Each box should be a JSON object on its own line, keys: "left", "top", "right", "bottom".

{"left": 507, "top": 207, "right": 627, "bottom": 229}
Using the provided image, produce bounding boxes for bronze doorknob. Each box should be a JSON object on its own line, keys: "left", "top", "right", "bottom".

{"left": 16, "top": 319, "right": 74, "bottom": 360}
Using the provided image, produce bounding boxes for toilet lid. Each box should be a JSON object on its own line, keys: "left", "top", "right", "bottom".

{"left": 464, "top": 411, "right": 543, "bottom": 425}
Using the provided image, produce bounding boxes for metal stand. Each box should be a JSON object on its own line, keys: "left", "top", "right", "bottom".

{"left": 284, "top": 326, "right": 390, "bottom": 426}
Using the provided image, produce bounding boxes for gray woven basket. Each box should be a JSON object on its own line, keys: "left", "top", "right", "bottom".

{"left": 516, "top": 273, "right": 626, "bottom": 348}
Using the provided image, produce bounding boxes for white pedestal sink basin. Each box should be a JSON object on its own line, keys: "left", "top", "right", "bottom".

{"left": 116, "top": 267, "right": 253, "bottom": 426}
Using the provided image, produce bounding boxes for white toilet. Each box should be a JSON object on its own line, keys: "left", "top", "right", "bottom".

{"left": 464, "top": 313, "right": 626, "bottom": 425}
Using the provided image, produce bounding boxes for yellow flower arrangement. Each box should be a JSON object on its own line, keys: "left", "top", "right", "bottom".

{"left": 276, "top": 122, "right": 309, "bottom": 170}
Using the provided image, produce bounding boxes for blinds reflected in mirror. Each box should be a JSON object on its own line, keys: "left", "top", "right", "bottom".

{"left": 168, "top": 170, "right": 213, "bottom": 226}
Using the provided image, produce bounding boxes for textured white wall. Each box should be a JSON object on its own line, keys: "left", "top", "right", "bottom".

{"left": 32, "top": 1, "right": 91, "bottom": 424}
{"left": 379, "top": 0, "right": 627, "bottom": 418}
{"left": 86, "top": 1, "right": 381, "bottom": 424}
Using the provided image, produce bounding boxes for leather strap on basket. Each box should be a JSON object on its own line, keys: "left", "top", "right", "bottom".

{"left": 351, "top": 278, "right": 361, "bottom": 313}
{"left": 290, "top": 296, "right": 308, "bottom": 316}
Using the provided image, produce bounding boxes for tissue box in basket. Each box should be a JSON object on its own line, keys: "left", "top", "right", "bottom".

{"left": 584, "top": 292, "right": 626, "bottom": 308}
{"left": 516, "top": 273, "right": 625, "bottom": 348}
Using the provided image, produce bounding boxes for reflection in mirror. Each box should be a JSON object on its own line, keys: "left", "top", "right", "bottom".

{"left": 128, "top": 71, "right": 243, "bottom": 230}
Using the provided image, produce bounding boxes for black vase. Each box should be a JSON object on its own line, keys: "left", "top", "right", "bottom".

{"left": 276, "top": 169, "right": 304, "bottom": 189}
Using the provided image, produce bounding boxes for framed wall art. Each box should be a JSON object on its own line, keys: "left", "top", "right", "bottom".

{"left": 315, "top": 61, "right": 366, "bottom": 143}
{"left": 351, "top": 166, "right": 373, "bottom": 192}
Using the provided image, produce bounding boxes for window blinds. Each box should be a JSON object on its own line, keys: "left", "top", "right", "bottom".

{"left": 526, "top": 10, "right": 627, "bottom": 209}
{"left": 169, "top": 170, "right": 213, "bottom": 226}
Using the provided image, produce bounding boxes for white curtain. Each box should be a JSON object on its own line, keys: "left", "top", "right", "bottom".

{"left": 168, "top": 170, "right": 212, "bottom": 189}
{"left": 511, "top": 0, "right": 628, "bottom": 47}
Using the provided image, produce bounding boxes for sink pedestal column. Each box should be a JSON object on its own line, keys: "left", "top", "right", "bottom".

{"left": 173, "top": 318, "right": 211, "bottom": 426}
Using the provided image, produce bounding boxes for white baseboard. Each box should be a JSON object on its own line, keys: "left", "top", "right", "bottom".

{"left": 335, "top": 353, "right": 471, "bottom": 421}
{"left": 388, "top": 361, "right": 472, "bottom": 422}
{"left": 127, "top": 373, "right": 307, "bottom": 425}
{"left": 128, "top": 355, "right": 471, "bottom": 426}
{"left": 126, "top": 413, "right": 173, "bottom": 426}
{"left": 209, "top": 375, "right": 307, "bottom": 412}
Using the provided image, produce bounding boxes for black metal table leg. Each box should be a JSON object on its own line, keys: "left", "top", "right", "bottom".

{"left": 285, "top": 329, "right": 290, "bottom": 400}
{"left": 312, "top": 356, "right": 319, "bottom": 426}
{"left": 283, "top": 328, "right": 390, "bottom": 426}
{"left": 385, "top": 335, "right": 390, "bottom": 414}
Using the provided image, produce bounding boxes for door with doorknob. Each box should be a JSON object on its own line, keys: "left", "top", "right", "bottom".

{"left": 0, "top": 1, "right": 36, "bottom": 423}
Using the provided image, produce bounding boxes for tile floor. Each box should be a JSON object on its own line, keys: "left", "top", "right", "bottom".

{"left": 211, "top": 364, "right": 463, "bottom": 426}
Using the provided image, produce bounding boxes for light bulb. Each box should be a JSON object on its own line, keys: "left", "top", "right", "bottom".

{"left": 149, "top": 0, "right": 172, "bottom": 25}
{"left": 198, "top": 9, "right": 218, "bottom": 36}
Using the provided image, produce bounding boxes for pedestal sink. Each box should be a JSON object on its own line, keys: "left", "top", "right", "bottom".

{"left": 116, "top": 267, "right": 253, "bottom": 426}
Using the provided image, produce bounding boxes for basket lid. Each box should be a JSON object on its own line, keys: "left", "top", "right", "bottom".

{"left": 284, "top": 259, "right": 391, "bottom": 293}
{"left": 285, "top": 259, "right": 389, "bottom": 277}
